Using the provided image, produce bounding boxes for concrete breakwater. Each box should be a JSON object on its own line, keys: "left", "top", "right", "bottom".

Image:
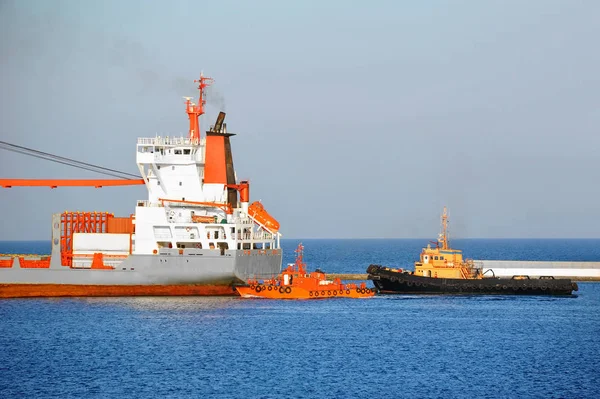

{"left": 476, "top": 260, "right": 600, "bottom": 281}
{"left": 329, "top": 274, "right": 370, "bottom": 281}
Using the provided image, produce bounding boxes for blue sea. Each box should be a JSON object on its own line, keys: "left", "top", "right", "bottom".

{"left": 1, "top": 239, "right": 599, "bottom": 398}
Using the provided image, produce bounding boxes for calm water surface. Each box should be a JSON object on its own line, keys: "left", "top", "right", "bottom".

{"left": 1, "top": 239, "right": 599, "bottom": 398}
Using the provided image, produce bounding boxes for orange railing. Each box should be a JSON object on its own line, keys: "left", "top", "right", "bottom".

{"left": 60, "top": 212, "right": 110, "bottom": 266}
{"left": 0, "top": 254, "right": 52, "bottom": 268}
{"left": 19, "top": 257, "right": 51, "bottom": 268}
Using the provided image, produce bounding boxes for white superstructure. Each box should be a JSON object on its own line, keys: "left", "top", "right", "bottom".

{"left": 132, "top": 132, "right": 280, "bottom": 256}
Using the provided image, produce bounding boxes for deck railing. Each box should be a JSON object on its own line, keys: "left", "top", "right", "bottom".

{"left": 137, "top": 137, "right": 206, "bottom": 146}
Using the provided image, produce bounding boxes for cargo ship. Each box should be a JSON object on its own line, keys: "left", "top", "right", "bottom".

{"left": 367, "top": 207, "right": 578, "bottom": 296}
{"left": 0, "top": 74, "right": 282, "bottom": 298}
{"left": 236, "top": 243, "right": 375, "bottom": 299}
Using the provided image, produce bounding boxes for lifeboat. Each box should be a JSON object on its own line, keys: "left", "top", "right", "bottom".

{"left": 236, "top": 243, "right": 376, "bottom": 299}
{"left": 248, "top": 201, "right": 280, "bottom": 233}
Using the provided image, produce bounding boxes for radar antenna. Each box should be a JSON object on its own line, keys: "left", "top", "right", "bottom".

{"left": 185, "top": 74, "right": 214, "bottom": 144}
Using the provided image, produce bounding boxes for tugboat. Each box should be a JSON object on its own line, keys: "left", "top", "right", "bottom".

{"left": 367, "top": 207, "right": 578, "bottom": 296}
{"left": 236, "top": 243, "right": 376, "bottom": 299}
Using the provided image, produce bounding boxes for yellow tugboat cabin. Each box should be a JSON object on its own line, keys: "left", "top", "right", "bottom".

{"left": 413, "top": 207, "right": 482, "bottom": 280}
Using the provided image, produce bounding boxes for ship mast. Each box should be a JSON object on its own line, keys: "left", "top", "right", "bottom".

{"left": 185, "top": 73, "right": 214, "bottom": 144}
{"left": 438, "top": 206, "right": 449, "bottom": 250}
{"left": 295, "top": 243, "right": 307, "bottom": 274}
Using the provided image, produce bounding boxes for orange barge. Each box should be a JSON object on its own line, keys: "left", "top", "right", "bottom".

{"left": 236, "top": 243, "right": 376, "bottom": 299}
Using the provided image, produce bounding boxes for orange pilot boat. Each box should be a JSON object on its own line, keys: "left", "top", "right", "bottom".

{"left": 235, "top": 243, "right": 376, "bottom": 299}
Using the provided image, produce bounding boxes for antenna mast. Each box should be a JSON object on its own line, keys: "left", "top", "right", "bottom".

{"left": 295, "top": 243, "right": 306, "bottom": 274}
{"left": 439, "top": 206, "right": 449, "bottom": 250}
{"left": 185, "top": 73, "right": 214, "bottom": 144}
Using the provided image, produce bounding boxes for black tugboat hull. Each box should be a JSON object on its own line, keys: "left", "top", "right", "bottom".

{"left": 367, "top": 265, "right": 578, "bottom": 296}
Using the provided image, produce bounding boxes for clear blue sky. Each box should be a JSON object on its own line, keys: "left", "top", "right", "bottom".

{"left": 1, "top": 0, "right": 599, "bottom": 239}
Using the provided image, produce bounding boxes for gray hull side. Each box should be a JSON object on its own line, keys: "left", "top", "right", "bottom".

{"left": 0, "top": 249, "right": 282, "bottom": 285}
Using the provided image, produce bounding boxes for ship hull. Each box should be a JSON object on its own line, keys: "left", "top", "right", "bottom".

{"left": 0, "top": 249, "right": 282, "bottom": 298}
{"left": 0, "top": 284, "right": 235, "bottom": 298}
{"left": 367, "top": 265, "right": 578, "bottom": 296}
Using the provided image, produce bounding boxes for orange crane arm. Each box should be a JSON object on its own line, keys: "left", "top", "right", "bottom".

{"left": 0, "top": 179, "right": 145, "bottom": 188}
